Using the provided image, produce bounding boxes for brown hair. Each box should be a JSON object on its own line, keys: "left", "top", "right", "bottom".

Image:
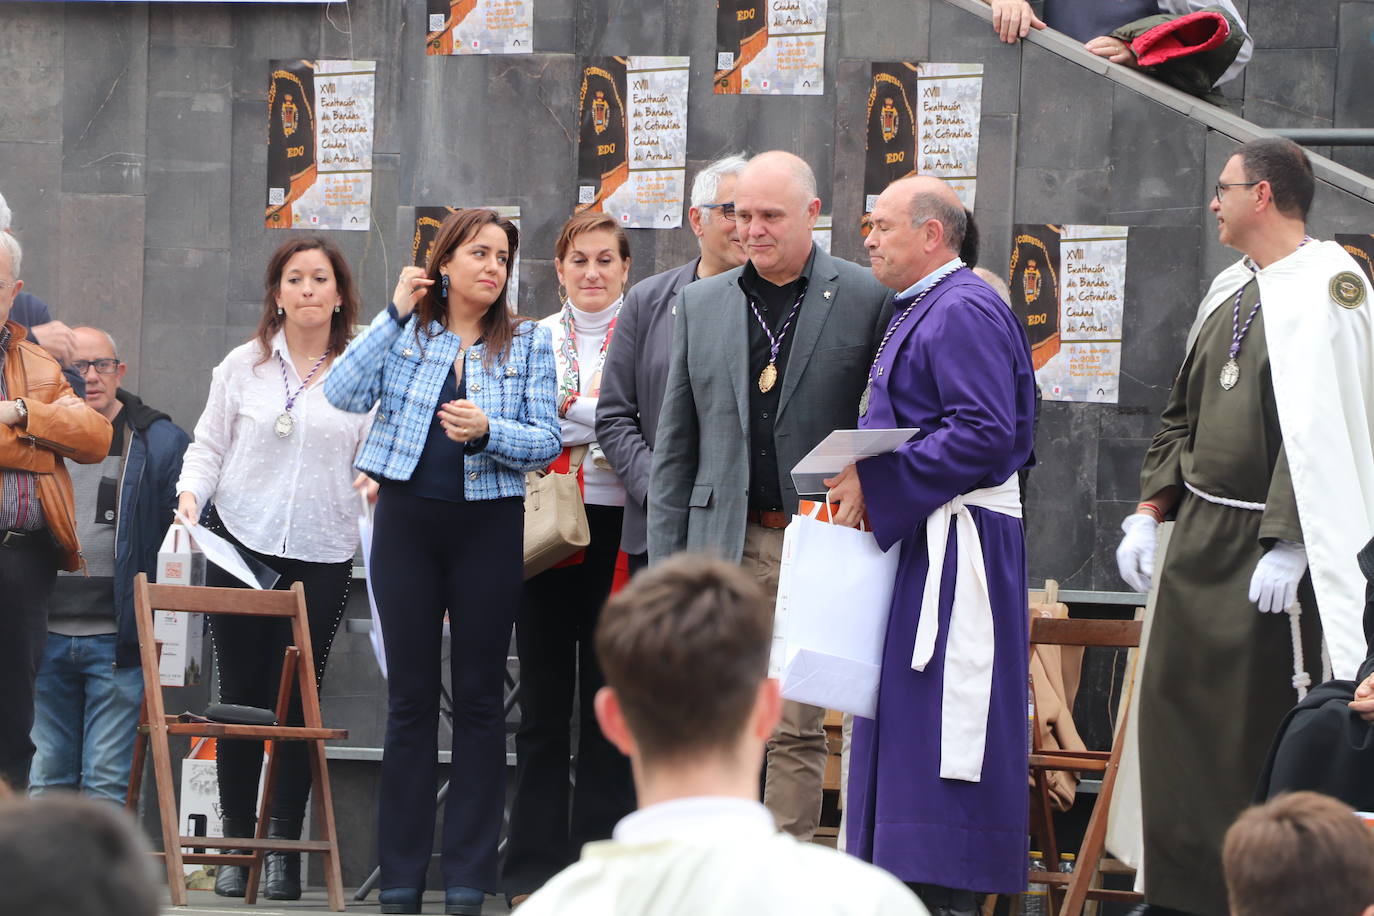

{"left": 1238, "top": 137, "right": 1315, "bottom": 220}
{"left": 594, "top": 555, "right": 772, "bottom": 764}
{"left": 1224, "top": 792, "right": 1374, "bottom": 916}
{"left": 254, "top": 236, "right": 359, "bottom": 365}
{"left": 554, "top": 211, "right": 630, "bottom": 263}
{"left": 417, "top": 208, "right": 522, "bottom": 369}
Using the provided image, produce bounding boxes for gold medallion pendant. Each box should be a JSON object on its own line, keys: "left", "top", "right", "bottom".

{"left": 759, "top": 362, "right": 779, "bottom": 393}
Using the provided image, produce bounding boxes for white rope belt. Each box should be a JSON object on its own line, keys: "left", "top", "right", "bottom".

{"left": 1182, "top": 480, "right": 1329, "bottom": 699}
{"left": 914, "top": 474, "right": 1021, "bottom": 783}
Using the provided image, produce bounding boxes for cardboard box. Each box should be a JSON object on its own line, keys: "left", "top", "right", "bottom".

{"left": 155, "top": 525, "right": 206, "bottom": 686}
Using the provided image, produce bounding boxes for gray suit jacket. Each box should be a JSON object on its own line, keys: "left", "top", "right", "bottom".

{"left": 596, "top": 258, "right": 699, "bottom": 555}
{"left": 648, "top": 246, "right": 893, "bottom": 563}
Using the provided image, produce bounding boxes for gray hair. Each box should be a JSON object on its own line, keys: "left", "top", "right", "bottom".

{"left": 0, "top": 189, "right": 10, "bottom": 232}
{"left": 0, "top": 232, "right": 21, "bottom": 280}
{"left": 910, "top": 191, "right": 966, "bottom": 252}
{"left": 690, "top": 153, "right": 749, "bottom": 210}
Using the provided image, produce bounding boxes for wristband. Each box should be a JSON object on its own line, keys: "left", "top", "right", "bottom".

{"left": 1136, "top": 501, "right": 1164, "bottom": 523}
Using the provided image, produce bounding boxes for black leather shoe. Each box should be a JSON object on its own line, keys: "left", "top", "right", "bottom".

{"left": 378, "top": 887, "right": 424, "bottom": 914}
{"left": 262, "top": 816, "right": 304, "bottom": 900}
{"left": 911, "top": 883, "right": 978, "bottom": 916}
{"left": 213, "top": 815, "right": 257, "bottom": 898}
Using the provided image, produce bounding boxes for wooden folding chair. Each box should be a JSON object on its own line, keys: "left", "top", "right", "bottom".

{"left": 125, "top": 573, "right": 348, "bottom": 910}
{"left": 1028, "top": 613, "right": 1144, "bottom": 916}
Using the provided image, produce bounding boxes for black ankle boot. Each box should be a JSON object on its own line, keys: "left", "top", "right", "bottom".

{"left": 213, "top": 815, "right": 257, "bottom": 898}
{"left": 263, "top": 816, "right": 304, "bottom": 900}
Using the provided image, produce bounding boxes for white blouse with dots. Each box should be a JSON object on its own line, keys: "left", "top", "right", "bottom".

{"left": 176, "top": 329, "right": 372, "bottom": 564}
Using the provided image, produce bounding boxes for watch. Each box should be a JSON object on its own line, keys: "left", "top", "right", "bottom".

{"left": 13, "top": 398, "right": 27, "bottom": 426}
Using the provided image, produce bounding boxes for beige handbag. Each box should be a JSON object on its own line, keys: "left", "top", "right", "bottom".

{"left": 523, "top": 445, "right": 591, "bottom": 579}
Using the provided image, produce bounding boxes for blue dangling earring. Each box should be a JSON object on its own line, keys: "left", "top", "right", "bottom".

{"left": 440, "top": 274, "right": 450, "bottom": 299}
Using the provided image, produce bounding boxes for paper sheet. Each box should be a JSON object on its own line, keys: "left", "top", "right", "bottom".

{"left": 790, "top": 427, "right": 919, "bottom": 495}
{"left": 175, "top": 514, "right": 278, "bottom": 590}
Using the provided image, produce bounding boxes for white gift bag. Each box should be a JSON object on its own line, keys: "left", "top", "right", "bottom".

{"left": 772, "top": 500, "right": 901, "bottom": 719}
{"left": 155, "top": 524, "right": 206, "bottom": 686}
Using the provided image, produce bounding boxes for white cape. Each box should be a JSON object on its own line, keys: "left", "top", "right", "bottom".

{"left": 1185, "top": 240, "right": 1374, "bottom": 679}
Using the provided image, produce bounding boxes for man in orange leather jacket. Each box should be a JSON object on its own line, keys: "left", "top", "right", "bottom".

{"left": 0, "top": 232, "right": 111, "bottom": 791}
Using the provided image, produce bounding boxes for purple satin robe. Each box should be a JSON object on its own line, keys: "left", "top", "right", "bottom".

{"left": 846, "top": 268, "right": 1037, "bottom": 894}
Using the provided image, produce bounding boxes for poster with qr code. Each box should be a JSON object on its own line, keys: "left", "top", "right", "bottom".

{"left": 412, "top": 206, "right": 523, "bottom": 311}
{"left": 575, "top": 56, "right": 690, "bottom": 229}
{"left": 265, "top": 59, "right": 376, "bottom": 230}
{"left": 715, "top": 0, "right": 826, "bottom": 95}
{"left": 425, "top": 0, "right": 532, "bottom": 55}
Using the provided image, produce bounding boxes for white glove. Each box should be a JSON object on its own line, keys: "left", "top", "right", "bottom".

{"left": 1115, "top": 513, "right": 1159, "bottom": 594}
{"left": 1247, "top": 540, "right": 1307, "bottom": 614}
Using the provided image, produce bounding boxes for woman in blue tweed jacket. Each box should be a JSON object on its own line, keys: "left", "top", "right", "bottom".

{"left": 324, "top": 209, "right": 559, "bottom": 916}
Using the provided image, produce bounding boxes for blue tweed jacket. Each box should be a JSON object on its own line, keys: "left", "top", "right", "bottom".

{"left": 325, "top": 306, "right": 561, "bottom": 500}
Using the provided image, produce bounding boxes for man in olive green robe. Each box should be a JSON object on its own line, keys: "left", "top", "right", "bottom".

{"left": 1118, "top": 138, "right": 1374, "bottom": 916}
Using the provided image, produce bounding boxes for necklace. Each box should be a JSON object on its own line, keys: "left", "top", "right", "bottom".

{"left": 748, "top": 286, "right": 807, "bottom": 394}
{"left": 274, "top": 349, "right": 331, "bottom": 438}
{"left": 557, "top": 300, "right": 621, "bottom": 415}
{"left": 1219, "top": 236, "right": 1312, "bottom": 391}
{"left": 859, "top": 263, "right": 962, "bottom": 417}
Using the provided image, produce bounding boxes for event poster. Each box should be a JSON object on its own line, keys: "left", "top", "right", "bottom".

{"left": 425, "top": 0, "right": 532, "bottom": 55}
{"left": 715, "top": 0, "right": 827, "bottom": 95}
{"left": 1337, "top": 233, "right": 1374, "bottom": 283}
{"left": 1009, "top": 225, "right": 1062, "bottom": 371}
{"left": 575, "top": 56, "right": 690, "bottom": 229}
{"left": 863, "top": 62, "right": 983, "bottom": 216}
{"left": 1013, "top": 225, "right": 1129, "bottom": 404}
{"left": 915, "top": 63, "right": 982, "bottom": 208}
{"left": 412, "top": 206, "right": 523, "bottom": 310}
{"left": 266, "top": 59, "right": 376, "bottom": 230}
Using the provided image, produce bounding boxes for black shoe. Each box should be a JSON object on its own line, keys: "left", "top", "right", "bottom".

{"left": 911, "top": 883, "right": 978, "bottom": 916}
{"left": 213, "top": 815, "right": 257, "bottom": 898}
{"left": 378, "top": 887, "right": 424, "bottom": 914}
{"left": 262, "top": 816, "right": 304, "bottom": 900}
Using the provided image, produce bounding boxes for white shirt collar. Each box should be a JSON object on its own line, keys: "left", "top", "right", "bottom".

{"left": 269, "top": 327, "right": 290, "bottom": 360}
{"left": 896, "top": 255, "right": 965, "bottom": 301}
{"left": 611, "top": 796, "right": 777, "bottom": 845}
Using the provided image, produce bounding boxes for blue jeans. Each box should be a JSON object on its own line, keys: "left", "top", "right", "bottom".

{"left": 29, "top": 633, "right": 144, "bottom": 804}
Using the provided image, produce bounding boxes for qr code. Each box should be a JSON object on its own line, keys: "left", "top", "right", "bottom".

{"left": 428, "top": 13, "right": 444, "bottom": 31}
{"left": 268, "top": 187, "right": 285, "bottom": 206}
{"left": 865, "top": 194, "right": 879, "bottom": 212}
{"left": 577, "top": 186, "right": 595, "bottom": 205}
{"left": 717, "top": 52, "right": 734, "bottom": 70}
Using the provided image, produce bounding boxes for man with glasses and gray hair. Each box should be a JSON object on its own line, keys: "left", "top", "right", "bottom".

{"left": 29, "top": 326, "right": 189, "bottom": 804}
{"left": 597, "top": 153, "right": 750, "bottom": 573}
{"left": 0, "top": 232, "right": 112, "bottom": 793}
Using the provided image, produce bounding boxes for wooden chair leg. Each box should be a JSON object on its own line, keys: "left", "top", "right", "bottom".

{"left": 126, "top": 705, "right": 148, "bottom": 813}
{"left": 245, "top": 646, "right": 300, "bottom": 904}
{"left": 149, "top": 713, "right": 186, "bottom": 906}
{"left": 1061, "top": 705, "right": 1133, "bottom": 916}
{"left": 310, "top": 733, "right": 346, "bottom": 911}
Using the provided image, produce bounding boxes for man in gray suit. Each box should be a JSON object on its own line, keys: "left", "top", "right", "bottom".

{"left": 596, "top": 153, "right": 750, "bottom": 574}
{"left": 648, "top": 150, "right": 892, "bottom": 841}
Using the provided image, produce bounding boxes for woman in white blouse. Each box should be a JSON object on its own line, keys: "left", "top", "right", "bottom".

{"left": 502, "top": 212, "right": 637, "bottom": 906}
{"left": 175, "top": 237, "right": 370, "bottom": 902}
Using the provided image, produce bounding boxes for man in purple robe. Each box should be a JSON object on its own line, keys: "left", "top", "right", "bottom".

{"left": 825, "top": 176, "right": 1037, "bottom": 915}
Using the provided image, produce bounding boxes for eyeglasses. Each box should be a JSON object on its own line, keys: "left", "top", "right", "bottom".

{"left": 0, "top": 279, "right": 14, "bottom": 291}
{"left": 71, "top": 358, "right": 120, "bottom": 375}
{"left": 699, "top": 202, "right": 736, "bottom": 221}
{"left": 1214, "top": 180, "right": 1260, "bottom": 203}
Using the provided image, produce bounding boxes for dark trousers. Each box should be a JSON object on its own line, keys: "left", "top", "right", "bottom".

{"left": 503, "top": 504, "right": 635, "bottom": 897}
{"left": 370, "top": 485, "right": 523, "bottom": 893}
{"left": 0, "top": 535, "right": 58, "bottom": 791}
{"left": 204, "top": 514, "right": 352, "bottom": 821}
{"left": 626, "top": 551, "right": 648, "bottom": 576}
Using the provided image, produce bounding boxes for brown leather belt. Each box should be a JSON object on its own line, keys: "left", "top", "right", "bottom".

{"left": 746, "top": 510, "right": 789, "bottom": 529}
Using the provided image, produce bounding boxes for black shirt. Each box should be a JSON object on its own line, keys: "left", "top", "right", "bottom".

{"left": 390, "top": 363, "right": 490, "bottom": 502}
{"left": 739, "top": 249, "right": 815, "bottom": 513}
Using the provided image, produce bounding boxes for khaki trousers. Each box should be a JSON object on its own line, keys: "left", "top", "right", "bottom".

{"left": 742, "top": 523, "right": 828, "bottom": 841}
